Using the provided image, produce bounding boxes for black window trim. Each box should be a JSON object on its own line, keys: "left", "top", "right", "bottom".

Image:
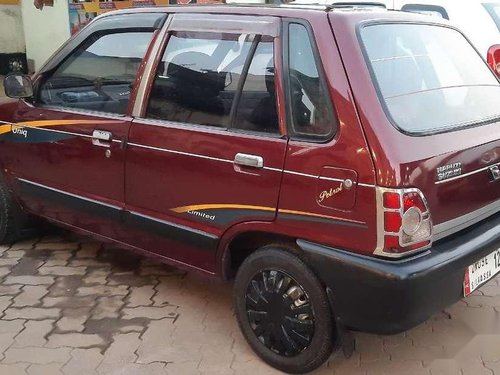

{"left": 143, "top": 28, "right": 284, "bottom": 137}
{"left": 356, "top": 19, "right": 500, "bottom": 137}
{"left": 401, "top": 4, "right": 450, "bottom": 20}
{"left": 282, "top": 18, "right": 338, "bottom": 143}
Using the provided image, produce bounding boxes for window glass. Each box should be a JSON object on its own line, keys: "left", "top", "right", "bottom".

{"left": 233, "top": 38, "right": 279, "bottom": 133}
{"left": 147, "top": 32, "right": 254, "bottom": 128}
{"left": 361, "top": 24, "right": 500, "bottom": 134}
{"left": 483, "top": 3, "right": 500, "bottom": 32}
{"left": 288, "top": 23, "right": 335, "bottom": 139}
{"left": 39, "top": 31, "right": 153, "bottom": 115}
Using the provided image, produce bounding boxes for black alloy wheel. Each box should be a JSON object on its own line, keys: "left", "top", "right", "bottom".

{"left": 234, "top": 246, "right": 335, "bottom": 374}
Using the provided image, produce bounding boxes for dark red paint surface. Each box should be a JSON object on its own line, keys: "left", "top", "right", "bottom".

{"left": 0, "top": 6, "right": 498, "bottom": 276}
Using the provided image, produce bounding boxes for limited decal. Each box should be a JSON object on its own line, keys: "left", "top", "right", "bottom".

{"left": 171, "top": 204, "right": 366, "bottom": 227}
{"left": 187, "top": 209, "right": 216, "bottom": 221}
{"left": 318, "top": 183, "right": 343, "bottom": 203}
{"left": 436, "top": 162, "right": 462, "bottom": 181}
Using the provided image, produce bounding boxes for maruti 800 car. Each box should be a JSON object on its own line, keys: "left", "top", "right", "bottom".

{"left": 1, "top": 4, "right": 499, "bottom": 373}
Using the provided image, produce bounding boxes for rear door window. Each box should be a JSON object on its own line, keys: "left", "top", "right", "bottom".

{"left": 146, "top": 32, "right": 279, "bottom": 134}
{"left": 360, "top": 23, "right": 500, "bottom": 134}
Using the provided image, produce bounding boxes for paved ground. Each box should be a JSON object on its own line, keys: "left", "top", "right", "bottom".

{"left": 0, "top": 232, "right": 497, "bottom": 375}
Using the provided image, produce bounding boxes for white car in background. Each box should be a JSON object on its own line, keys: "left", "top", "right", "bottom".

{"left": 286, "top": 0, "right": 500, "bottom": 72}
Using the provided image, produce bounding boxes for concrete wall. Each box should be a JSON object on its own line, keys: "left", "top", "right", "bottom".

{"left": 21, "top": 0, "right": 70, "bottom": 72}
{"left": 0, "top": 4, "right": 25, "bottom": 53}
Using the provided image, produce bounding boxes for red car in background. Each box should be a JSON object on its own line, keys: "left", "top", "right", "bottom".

{"left": 1, "top": 5, "right": 500, "bottom": 373}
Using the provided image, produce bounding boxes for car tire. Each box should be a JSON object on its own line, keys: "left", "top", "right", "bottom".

{"left": 0, "top": 179, "right": 34, "bottom": 244}
{"left": 234, "top": 245, "right": 335, "bottom": 374}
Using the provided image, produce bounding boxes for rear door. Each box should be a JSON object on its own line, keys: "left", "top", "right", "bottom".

{"left": 123, "top": 14, "right": 287, "bottom": 272}
{"left": 2, "top": 13, "right": 165, "bottom": 236}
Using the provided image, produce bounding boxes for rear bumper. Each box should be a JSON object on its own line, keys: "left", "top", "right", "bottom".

{"left": 297, "top": 211, "right": 500, "bottom": 335}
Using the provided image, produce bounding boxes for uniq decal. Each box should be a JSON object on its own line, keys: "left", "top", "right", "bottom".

{"left": 436, "top": 162, "right": 462, "bottom": 181}
{"left": 11, "top": 126, "right": 28, "bottom": 138}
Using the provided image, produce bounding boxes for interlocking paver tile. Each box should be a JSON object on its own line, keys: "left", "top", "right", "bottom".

{"left": 3, "top": 307, "right": 60, "bottom": 320}
{"left": 38, "top": 266, "right": 87, "bottom": 276}
{"left": 0, "top": 363, "right": 29, "bottom": 375}
{"left": 13, "top": 285, "right": 49, "bottom": 307}
{"left": 62, "top": 348, "right": 103, "bottom": 375}
{"left": 12, "top": 320, "right": 54, "bottom": 348}
{"left": 0, "top": 267, "right": 11, "bottom": 278}
{"left": 77, "top": 285, "right": 128, "bottom": 297}
{"left": 0, "top": 258, "right": 20, "bottom": 267}
{"left": 27, "top": 363, "right": 64, "bottom": 375}
{"left": 46, "top": 333, "right": 105, "bottom": 348}
{"left": 127, "top": 285, "right": 155, "bottom": 307}
{"left": 91, "top": 296, "right": 124, "bottom": 320}
{"left": 56, "top": 315, "right": 87, "bottom": 332}
{"left": 121, "top": 306, "right": 177, "bottom": 320}
{"left": 3, "top": 347, "right": 71, "bottom": 364}
{"left": 4, "top": 276, "right": 55, "bottom": 286}
{"left": 97, "top": 333, "right": 141, "bottom": 374}
{"left": 0, "top": 320, "right": 25, "bottom": 335}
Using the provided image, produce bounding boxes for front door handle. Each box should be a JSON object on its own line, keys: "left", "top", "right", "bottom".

{"left": 234, "top": 153, "right": 264, "bottom": 169}
{"left": 92, "top": 129, "right": 112, "bottom": 148}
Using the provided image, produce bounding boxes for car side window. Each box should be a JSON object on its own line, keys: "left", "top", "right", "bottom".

{"left": 233, "top": 37, "right": 279, "bottom": 134}
{"left": 146, "top": 32, "right": 279, "bottom": 134}
{"left": 38, "top": 31, "right": 154, "bottom": 115}
{"left": 287, "top": 23, "right": 336, "bottom": 141}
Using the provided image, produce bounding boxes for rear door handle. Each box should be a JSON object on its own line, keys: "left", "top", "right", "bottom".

{"left": 92, "top": 129, "right": 112, "bottom": 148}
{"left": 234, "top": 153, "right": 264, "bottom": 169}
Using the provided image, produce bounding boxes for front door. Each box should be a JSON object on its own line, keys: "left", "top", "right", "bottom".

{"left": 123, "top": 14, "right": 287, "bottom": 272}
{"left": 2, "top": 14, "right": 162, "bottom": 237}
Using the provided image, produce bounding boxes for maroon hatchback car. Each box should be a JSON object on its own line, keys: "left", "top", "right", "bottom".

{"left": 1, "top": 4, "right": 500, "bottom": 373}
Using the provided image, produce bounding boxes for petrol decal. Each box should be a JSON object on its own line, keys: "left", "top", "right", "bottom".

{"left": 318, "top": 183, "right": 343, "bottom": 203}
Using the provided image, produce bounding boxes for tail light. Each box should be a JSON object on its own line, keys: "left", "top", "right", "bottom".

{"left": 487, "top": 44, "right": 500, "bottom": 78}
{"left": 375, "top": 187, "right": 433, "bottom": 258}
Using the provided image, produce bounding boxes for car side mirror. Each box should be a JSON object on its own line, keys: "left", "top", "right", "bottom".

{"left": 3, "top": 74, "right": 34, "bottom": 99}
{"left": 487, "top": 44, "right": 500, "bottom": 79}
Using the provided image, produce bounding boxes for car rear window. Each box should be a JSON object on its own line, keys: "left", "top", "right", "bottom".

{"left": 360, "top": 23, "right": 500, "bottom": 134}
{"left": 483, "top": 3, "right": 500, "bottom": 32}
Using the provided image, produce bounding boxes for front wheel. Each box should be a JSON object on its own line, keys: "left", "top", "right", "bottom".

{"left": 234, "top": 246, "right": 335, "bottom": 373}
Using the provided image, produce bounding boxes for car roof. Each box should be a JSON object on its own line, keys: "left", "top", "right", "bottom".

{"left": 98, "top": 3, "right": 448, "bottom": 25}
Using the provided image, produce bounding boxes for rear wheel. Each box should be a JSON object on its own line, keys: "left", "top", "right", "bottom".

{"left": 234, "top": 246, "right": 335, "bottom": 373}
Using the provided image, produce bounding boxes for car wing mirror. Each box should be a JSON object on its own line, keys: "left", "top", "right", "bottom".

{"left": 487, "top": 44, "right": 500, "bottom": 79}
{"left": 3, "top": 74, "right": 34, "bottom": 99}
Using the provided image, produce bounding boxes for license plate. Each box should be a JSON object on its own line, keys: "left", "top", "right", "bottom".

{"left": 464, "top": 248, "right": 500, "bottom": 296}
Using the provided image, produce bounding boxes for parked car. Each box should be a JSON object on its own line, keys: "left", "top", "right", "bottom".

{"left": 292, "top": 0, "right": 500, "bottom": 66}
{"left": 1, "top": 5, "right": 500, "bottom": 373}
